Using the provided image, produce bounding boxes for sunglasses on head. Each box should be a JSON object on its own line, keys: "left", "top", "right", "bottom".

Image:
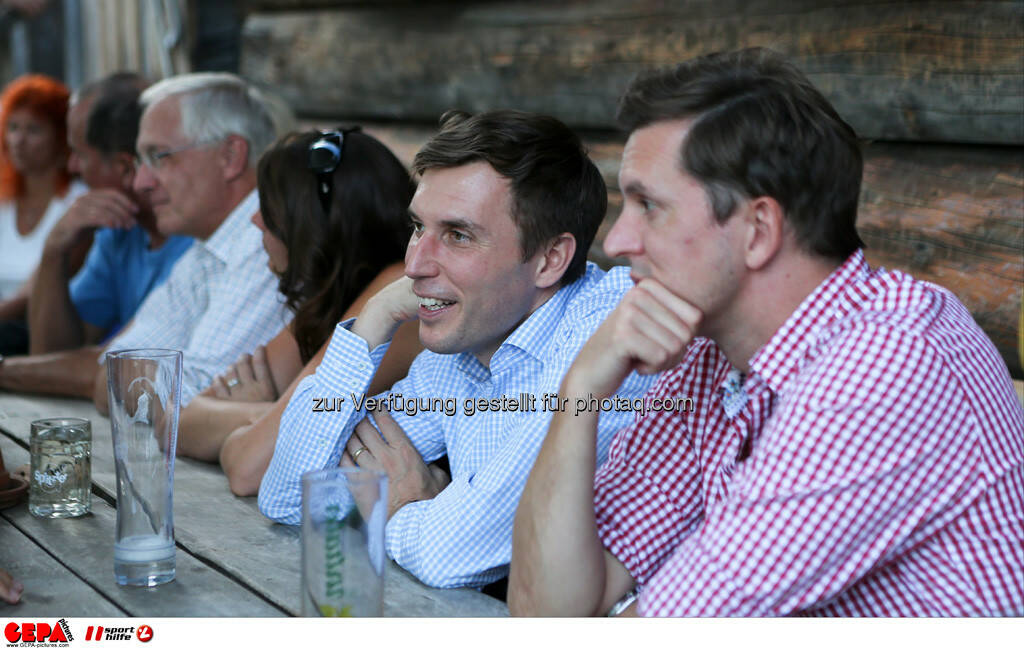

{"left": 308, "top": 126, "right": 362, "bottom": 214}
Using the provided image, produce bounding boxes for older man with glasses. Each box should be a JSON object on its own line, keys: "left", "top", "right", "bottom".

{"left": 86, "top": 72, "right": 293, "bottom": 413}
{"left": 0, "top": 72, "right": 292, "bottom": 410}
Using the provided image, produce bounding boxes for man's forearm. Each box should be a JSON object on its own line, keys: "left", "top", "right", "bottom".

{"left": 258, "top": 329, "right": 383, "bottom": 524}
{"left": 0, "top": 347, "right": 103, "bottom": 398}
{"left": 509, "top": 398, "right": 610, "bottom": 616}
{"left": 28, "top": 251, "right": 85, "bottom": 354}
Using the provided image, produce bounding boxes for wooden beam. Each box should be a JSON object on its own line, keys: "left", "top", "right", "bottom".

{"left": 241, "top": 0, "right": 1023, "bottom": 143}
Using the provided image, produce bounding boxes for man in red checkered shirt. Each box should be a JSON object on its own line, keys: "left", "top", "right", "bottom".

{"left": 509, "top": 48, "right": 1024, "bottom": 617}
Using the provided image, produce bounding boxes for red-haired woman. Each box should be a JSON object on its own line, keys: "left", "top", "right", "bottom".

{"left": 0, "top": 74, "right": 86, "bottom": 355}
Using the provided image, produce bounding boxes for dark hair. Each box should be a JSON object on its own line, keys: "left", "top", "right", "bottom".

{"left": 77, "top": 72, "right": 148, "bottom": 157}
{"left": 413, "top": 109, "right": 606, "bottom": 286}
{"left": 617, "top": 47, "right": 864, "bottom": 260}
{"left": 258, "top": 129, "right": 414, "bottom": 363}
{"left": 74, "top": 71, "right": 148, "bottom": 106}
{"left": 86, "top": 87, "right": 144, "bottom": 156}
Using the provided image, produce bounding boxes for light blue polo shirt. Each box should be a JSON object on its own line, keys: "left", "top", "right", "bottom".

{"left": 69, "top": 226, "right": 194, "bottom": 339}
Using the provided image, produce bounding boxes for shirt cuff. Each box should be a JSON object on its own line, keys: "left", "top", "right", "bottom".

{"left": 324, "top": 318, "right": 392, "bottom": 375}
{"left": 383, "top": 498, "right": 428, "bottom": 578}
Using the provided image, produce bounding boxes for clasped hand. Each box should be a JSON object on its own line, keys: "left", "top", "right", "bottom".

{"left": 209, "top": 346, "right": 278, "bottom": 402}
{"left": 340, "top": 409, "right": 450, "bottom": 520}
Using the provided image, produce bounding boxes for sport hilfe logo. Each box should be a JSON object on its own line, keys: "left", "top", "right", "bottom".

{"left": 84, "top": 625, "right": 153, "bottom": 642}
{"left": 4, "top": 620, "right": 72, "bottom": 645}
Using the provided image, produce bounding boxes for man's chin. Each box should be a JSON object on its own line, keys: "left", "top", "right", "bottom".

{"left": 153, "top": 209, "right": 181, "bottom": 236}
{"left": 417, "top": 324, "right": 459, "bottom": 356}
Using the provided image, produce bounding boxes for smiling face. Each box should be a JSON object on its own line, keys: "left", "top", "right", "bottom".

{"left": 132, "top": 96, "right": 227, "bottom": 239}
{"left": 3, "top": 107, "right": 62, "bottom": 177}
{"left": 605, "top": 119, "right": 747, "bottom": 339}
{"left": 406, "top": 161, "right": 548, "bottom": 366}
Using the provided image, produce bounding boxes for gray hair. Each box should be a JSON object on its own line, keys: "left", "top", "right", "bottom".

{"left": 140, "top": 72, "right": 294, "bottom": 168}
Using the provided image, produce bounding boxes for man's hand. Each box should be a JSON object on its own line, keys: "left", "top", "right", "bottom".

{"left": 350, "top": 276, "right": 421, "bottom": 350}
{"left": 566, "top": 278, "right": 702, "bottom": 399}
{"left": 210, "top": 347, "right": 278, "bottom": 402}
{"left": 340, "top": 410, "right": 450, "bottom": 519}
{"left": 43, "top": 189, "right": 137, "bottom": 258}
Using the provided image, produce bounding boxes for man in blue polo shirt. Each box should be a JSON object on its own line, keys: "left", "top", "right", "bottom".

{"left": 0, "top": 74, "right": 192, "bottom": 397}
{"left": 28, "top": 73, "right": 192, "bottom": 351}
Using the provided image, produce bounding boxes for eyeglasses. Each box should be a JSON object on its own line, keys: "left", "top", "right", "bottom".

{"left": 308, "top": 127, "right": 361, "bottom": 214}
{"left": 136, "top": 139, "right": 224, "bottom": 170}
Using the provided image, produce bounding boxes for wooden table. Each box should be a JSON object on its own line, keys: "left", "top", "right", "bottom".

{"left": 0, "top": 393, "right": 508, "bottom": 617}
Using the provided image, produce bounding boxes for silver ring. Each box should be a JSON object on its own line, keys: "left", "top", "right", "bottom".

{"left": 226, "top": 377, "right": 240, "bottom": 389}
{"left": 351, "top": 447, "right": 368, "bottom": 463}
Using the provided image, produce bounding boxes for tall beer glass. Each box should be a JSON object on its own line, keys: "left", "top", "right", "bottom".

{"left": 106, "top": 348, "right": 181, "bottom": 587}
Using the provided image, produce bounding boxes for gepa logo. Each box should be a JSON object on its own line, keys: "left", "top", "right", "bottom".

{"left": 4, "top": 619, "right": 72, "bottom": 646}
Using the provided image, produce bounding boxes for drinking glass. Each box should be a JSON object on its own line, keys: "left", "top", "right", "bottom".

{"left": 29, "top": 417, "right": 91, "bottom": 518}
{"left": 106, "top": 348, "right": 181, "bottom": 587}
{"left": 301, "top": 467, "right": 387, "bottom": 616}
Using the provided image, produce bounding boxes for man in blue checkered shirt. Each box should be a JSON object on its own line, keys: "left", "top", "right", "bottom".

{"left": 259, "top": 110, "right": 655, "bottom": 589}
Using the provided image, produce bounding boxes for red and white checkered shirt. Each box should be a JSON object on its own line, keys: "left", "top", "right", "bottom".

{"left": 594, "top": 250, "right": 1024, "bottom": 616}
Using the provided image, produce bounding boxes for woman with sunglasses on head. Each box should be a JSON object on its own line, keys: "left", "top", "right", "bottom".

{"left": 176, "top": 128, "right": 422, "bottom": 495}
{"left": 0, "top": 75, "right": 87, "bottom": 354}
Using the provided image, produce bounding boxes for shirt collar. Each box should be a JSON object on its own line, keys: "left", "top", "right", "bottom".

{"left": 454, "top": 264, "right": 593, "bottom": 379}
{"left": 199, "top": 189, "right": 259, "bottom": 265}
{"left": 500, "top": 275, "right": 577, "bottom": 362}
{"left": 748, "top": 249, "right": 871, "bottom": 395}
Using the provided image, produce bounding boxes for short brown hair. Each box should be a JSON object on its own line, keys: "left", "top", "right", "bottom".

{"left": 413, "top": 110, "right": 607, "bottom": 286}
{"left": 618, "top": 48, "right": 864, "bottom": 260}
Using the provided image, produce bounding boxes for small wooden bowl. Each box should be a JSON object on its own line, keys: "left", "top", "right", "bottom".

{"left": 0, "top": 447, "right": 29, "bottom": 509}
{"left": 0, "top": 476, "right": 28, "bottom": 510}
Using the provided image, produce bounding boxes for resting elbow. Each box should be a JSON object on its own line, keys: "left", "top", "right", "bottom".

{"left": 225, "top": 465, "right": 260, "bottom": 497}
{"left": 412, "top": 563, "right": 467, "bottom": 590}
{"left": 220, "top": 437, "right": 263, "bottom": 497}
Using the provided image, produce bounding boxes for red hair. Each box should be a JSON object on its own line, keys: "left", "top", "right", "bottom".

{"left": 0, "top": 74, "right": 71, "bottom": 201}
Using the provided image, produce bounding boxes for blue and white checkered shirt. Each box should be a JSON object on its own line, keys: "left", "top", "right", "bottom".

{"left": 104, "top": 190, "right": 291, "bottom": 405}
{"left": 259, "top": 263, "right": 655, "bottom": 588}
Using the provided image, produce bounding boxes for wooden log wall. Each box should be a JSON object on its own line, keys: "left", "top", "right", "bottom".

{"left": 243, "top": 0, "right": 1022, "bottom": 144}
{"left": 240, "top": 1, "right": 1024, "bottom": 378}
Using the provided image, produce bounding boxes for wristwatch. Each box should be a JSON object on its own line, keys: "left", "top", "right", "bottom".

{"left": 607, "top": 587, "right": 640, "bottom": 616}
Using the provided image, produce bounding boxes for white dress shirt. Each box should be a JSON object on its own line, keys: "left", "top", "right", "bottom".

{"left": 104, "top": 190, "right": 291, "bottom": 405}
